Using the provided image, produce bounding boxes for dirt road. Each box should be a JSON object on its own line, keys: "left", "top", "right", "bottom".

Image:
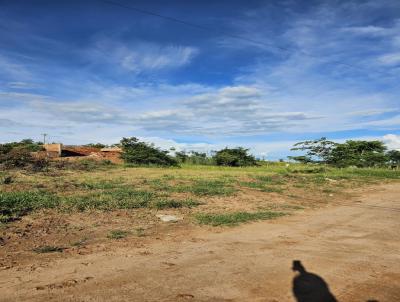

{"left": 1, "top": 183, "right": 399, "bottom": 302}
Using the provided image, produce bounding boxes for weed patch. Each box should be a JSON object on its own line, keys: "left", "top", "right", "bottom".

{"left": 74, "top": 180, "right": 122, "bottom": 190}
{"left": 195, "top": 211, "right": 286, "bottom": 226}
{"left": 177, "top": 179, "right": 236, "bottom": 196}
{"left": 0, "top": 191, "right": 59, "bottom": 222}
{"left": 62, "top": 188, "right": 155, "bottom": 211}
{"left": 153, "top": 198, "right": 202, "bottom": 209}
{"left": 107, "top": 230, "right": 130, "bottom": 239}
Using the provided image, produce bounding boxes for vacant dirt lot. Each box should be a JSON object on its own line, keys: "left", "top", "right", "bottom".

{"left": 0, "top": 182, "right": 399, "bottom": 302}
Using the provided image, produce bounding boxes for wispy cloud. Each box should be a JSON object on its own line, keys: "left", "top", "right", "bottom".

{"left": 89, "top": 38, "right": 198, "bottom": 73}
{"left": 378, "top": 52, "right": 400, "bottom": 66}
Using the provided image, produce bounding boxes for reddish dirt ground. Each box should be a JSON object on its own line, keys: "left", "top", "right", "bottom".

{"left": 0, "top": 183, "right": 399, "bottom": 302}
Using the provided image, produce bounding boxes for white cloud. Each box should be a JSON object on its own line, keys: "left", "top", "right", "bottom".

{"left": 378, "top": 52, "right": 400, "bottom": 66}
{"left": 120, "top": 45, "right": 197, "bottom": 72}
{"left": 342, "top": 25, "right": 392, "bottom": 36}
{"left": 7, "top": 82, "right": 38, "bottom": 89}
{"left": 90, "top": 38, "right": 198, "bottom": 73}
{"left": 362, "top": 115, "right": 400, "bottom": 128}
{"left": 383, "top": 134, "right": 400, "bottom": 150}
{"left": 0, "top": 55, "right": 32, "bottom": 80}
{"left": 347, "top": 108, "right": 399, "bottom": 117}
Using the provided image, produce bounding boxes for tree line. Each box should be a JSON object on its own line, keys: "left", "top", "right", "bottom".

{"left": 289, "top": 137, "right": 400, "bottom": 168}
{"left": 0, "top": 136, "right": 399, "bottom": 168}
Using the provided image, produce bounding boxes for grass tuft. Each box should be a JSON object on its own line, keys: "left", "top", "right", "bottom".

{"left": 107, "top": 230, "right": 130, "bottom": 239}
{"left": 195, "top": 211, "right": 286, "bottom": 226}
{"left": 153, "top": 198, "right": 202, "bottom": 209}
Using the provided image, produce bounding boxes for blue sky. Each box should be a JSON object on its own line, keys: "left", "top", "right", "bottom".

{"left": 0, "top": 0, "right": 399, "bottom": 159}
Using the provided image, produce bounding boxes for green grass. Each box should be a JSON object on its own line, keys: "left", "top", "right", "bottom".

{"left": 253, "top": 175, "right": 285, "bottom": 185}
{"left": 107, "top": 230, "right": 130, "bottom": 239}
{"left": 239, "top": 181, "right": 284, "bottom": 193}
{"left": 176, "top": 179, "right": 236, "bottom": 196}
{"left": 0, "top": 191, "right": 60, "bottom": 222}
{"left": 0, "top": 163, "right": 398, "bottom": 225}
{"left": 62, "top": 188, "right": 155, "bottom": 211}
{"left": 146, "top": 177, "right": 236, "bottom": 196}
{"left": 152, "top": 198, "right": 202, "bottom": 209}
{"left": 74, "top": 179, "right": 123, "bottom": 190}
{"left": 195, "top": 211, "right": 286, "bottom": 226}
{"left": 33, "top": 245, "right": 65, "bottom": 253}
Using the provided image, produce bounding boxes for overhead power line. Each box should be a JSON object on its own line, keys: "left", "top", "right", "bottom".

{"left": 99, "top": 0, "right": 395, "bottom": 78}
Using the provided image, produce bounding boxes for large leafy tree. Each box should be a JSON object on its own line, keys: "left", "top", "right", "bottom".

{"left": 329, "top": 140, "right": 387, "bottom": 167}
{"left": 120, "top": 137, "right": 178, "bottom": 166}
{"left": 289, "top": 138, "right": 389, "bottom": 167}
{"left": 290, "top": 137, "right": 337, "bottom": 164}
{"left": 386, "top": 150, "right": 400, "bottom": 166}
{"left": 213, "top": 147, "right": 257, "bottom": 167}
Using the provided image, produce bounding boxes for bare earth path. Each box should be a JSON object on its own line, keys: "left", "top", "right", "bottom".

{"left": 1, "top": 183, "right": 399, "bottom": 302}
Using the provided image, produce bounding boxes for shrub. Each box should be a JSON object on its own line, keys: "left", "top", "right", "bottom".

{"left": 0, "top": 148, "right": 34, "bottom": 168}
{"left": 51, "top": 159, "right": 113, "bottom": 171}
{"left": 213, "top": 147, "right": 257, "bottom": 167}
{"left": 30, "top": 157, "right": 50, "bottom": 172}
{"left": 120, "top": 137, "right": 178, "bottom": 167}
{"left": 2, "top": 175, "right": 13, "bottom": 184}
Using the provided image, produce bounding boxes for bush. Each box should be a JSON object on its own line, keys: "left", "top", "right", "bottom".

{"left": 120, "top": 137, "right": 178, "bottom": 167}
{"left": 0, "top": 139, "right": 43, "bottom": 155}
{"left": 213, "top": 147, "right": 257, "bottom": 167}
{"left": 0, "top": 147, "right": 34, "bottom": 168}
{"left": 51, "top": 159, "right": 113, "bottom": 171}
{"left": 1, "top": 175, "right": 13, "bottom": 184}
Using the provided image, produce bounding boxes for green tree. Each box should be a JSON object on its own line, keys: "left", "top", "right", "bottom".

{"left": 329, "top": 140, "right": 387, "bottom": 167}
{"left": 387, "top": 150, "right": 400, "bottom": 166}
{"left": 120, "top": 137, "right": 178, "bottom": 167}
{"left": 290, "top": 137, "right": 337, "bottom": 164}
{"left": 85, "top": 143, "right": 107, "bottom": 149}
{"left": 175, "top": 151, "right": 188, "bottom": 163}
{"left": 213, "top": 147, "right": 257, "bottom": 167}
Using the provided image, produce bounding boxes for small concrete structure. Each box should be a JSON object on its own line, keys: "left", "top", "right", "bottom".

{"left": 44, "top": 143, "right": 62, "bottom": 158}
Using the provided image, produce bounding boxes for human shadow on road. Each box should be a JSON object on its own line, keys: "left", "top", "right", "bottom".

{"left": 292, "top": 260, "right": 337, "bottom": 302}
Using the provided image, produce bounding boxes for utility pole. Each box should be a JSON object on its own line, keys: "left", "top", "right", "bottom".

{"left": 41, "top": 133, "right": 47, "bottom": 145}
